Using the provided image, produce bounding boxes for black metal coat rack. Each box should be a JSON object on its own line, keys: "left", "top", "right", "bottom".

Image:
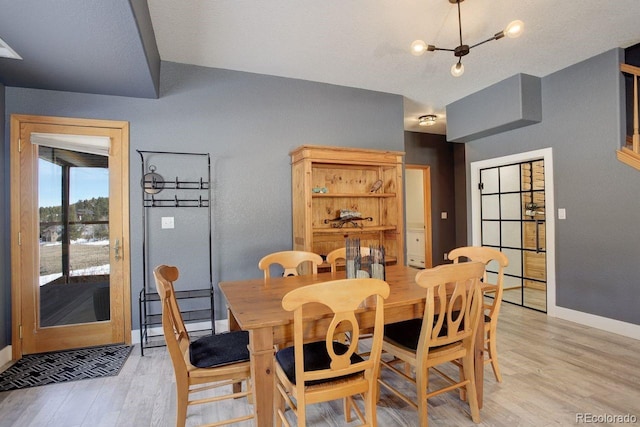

{"left": 136, "top": 150, "right": 214, "bottom": 355}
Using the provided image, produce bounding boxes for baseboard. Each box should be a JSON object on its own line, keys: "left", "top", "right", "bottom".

{"left": 130, "top": 319, "right": 229, "bottom": 344}
{"left": 0, "top": 345, "right": 13, "bottom": 369}
{"left": 553, "top": 306, "right": 640, "bottom": 340}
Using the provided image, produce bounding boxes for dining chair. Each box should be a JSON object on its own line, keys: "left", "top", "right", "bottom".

{"left": 326, "top": 246, "right": 379, "bottom": 346}
{"left": 448, "top": 246, "right": 509, "bottom": 382}
{"left": 377, "top": 261, "right": 485, "bottom": 427}
{"left": 258, "top": 250, "right": 324, "bottom": 279}
{"left": 153, "top": 265, "right": 254, "bottom": 427}
{"left": 274, "top": 278, "right": 390, "bottom": 427}
{"left": 325, "top": 246, "right": 371, "bottom": 275}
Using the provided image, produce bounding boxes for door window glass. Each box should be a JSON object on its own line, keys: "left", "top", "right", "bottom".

{"left": 37, "top": 143, "right": 110, "bottom": 327}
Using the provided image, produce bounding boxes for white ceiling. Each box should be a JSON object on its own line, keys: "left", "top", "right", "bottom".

{"left": 148, "top": 0, "right": 640, "bottom": 135}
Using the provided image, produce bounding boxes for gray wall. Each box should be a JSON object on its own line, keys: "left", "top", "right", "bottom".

{"left": 3, "top": 61, "right": 405, "bottom": 333}
{"left": 1, "top": 83, "right": 7, "bottom": 347}
{"left": 404, "top": 131, "right": 465, "bottom": 266}
{"left": 464, "top": 48, "right": 640, "bottom": 325}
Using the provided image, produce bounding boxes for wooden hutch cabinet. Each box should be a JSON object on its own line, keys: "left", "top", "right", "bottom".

{"left": 290, "top": 145, "right": 405, "bottom": 269}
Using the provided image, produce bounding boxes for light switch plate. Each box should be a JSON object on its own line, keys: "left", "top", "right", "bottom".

{"left": 161, "top": 216, "right": 175, "bottom": 229}
{"left": 441, "top": 211, "right": 448, "bottom": 219}
{"left": 558, "top": 208, "right": 566, "bottom": 220}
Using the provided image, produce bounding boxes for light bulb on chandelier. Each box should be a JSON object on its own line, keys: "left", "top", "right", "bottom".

{"left": 505, "top": 20, "right": 524, "bottom": 38}
{"left": 451, "top": 61, "right": 464, "bottom": 77}
{"left": 411, "top": 0, "right": 523, "bottom": 77}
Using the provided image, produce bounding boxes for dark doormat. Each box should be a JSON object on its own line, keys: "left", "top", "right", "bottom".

{"left": 0, "top": 344, "right": 132, "bottom": 392}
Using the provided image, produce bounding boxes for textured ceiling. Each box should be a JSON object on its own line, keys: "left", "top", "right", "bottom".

{"left": 148, "top": 0, "right": 640, "bottom": 134}
{"left": 1, "top": 1, "right": 640, "bottom": 135}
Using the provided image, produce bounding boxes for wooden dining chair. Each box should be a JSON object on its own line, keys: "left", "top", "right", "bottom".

{"left": 325, "top": 246, "right": 371, "bottom": 275}
{"left": 448, "top": 246, "right": 509, "bottom": 382}
{"left": 274, "top": 278, "right": 390, "bottom": 427}
{"left": 258, "top": 250, "right": 323, "bottom": 279}
{"left": 377, "top": 261, "right": 485, "bottom": 427}
{"left": 326, "top": 246, "right": 379, "bottom": 346}
{"left": 153, "top": 265, "right": 254, "bottom": 427}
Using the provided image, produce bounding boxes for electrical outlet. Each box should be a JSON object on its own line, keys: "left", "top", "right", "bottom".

{"left": 161, "top": 216, "right": 174, "bottom": 229}
{"left": 444, "top": 252, "right": 448, "bottom": 261}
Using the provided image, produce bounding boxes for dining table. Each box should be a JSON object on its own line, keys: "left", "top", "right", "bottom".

{"left": 219, "top": 264, "right": 485, "bottom": 427}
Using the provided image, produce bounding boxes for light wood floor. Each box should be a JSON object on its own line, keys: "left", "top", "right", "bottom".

{"left": 1, "top": 303, "right": 639, "bottom": 426}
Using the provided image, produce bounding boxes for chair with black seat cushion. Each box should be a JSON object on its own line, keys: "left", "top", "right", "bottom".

{"left": 274, "top": 277, "right": 390, "bottom": 427}
{"left": 448, "top": 246, "right": 509, "bottom": 382}
{"left": 153, "top": 265, "right": 254, "bottom": 427}
{"left": 377, "top": 261, "right": 485, "bottom": 427}
{"left": 258, "top": 250, "right": 323, "bottom": 279}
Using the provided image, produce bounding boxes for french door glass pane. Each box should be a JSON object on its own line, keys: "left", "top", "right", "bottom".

{"left": 502, "top": 275, "right": 523, "bottom": 305}
{"left": 500, "top": 193, "right": 521, "bottom": 220}
{"left": 482, "top": 194, "right": 500, "bottom": 219}
{"left": 482, "top": 221, "right": 500, "bottom": 246}
{"left": 501, "top": 221, "right": 521, "bottom": 248}
{"left": 502, "top": 248, "right": 522, "bottom": 278}
{"left": 480, "top": 168, "right": 499, "bottom": 194}
{"left": 499, "top": 164, "right": 520, "bottom": 192}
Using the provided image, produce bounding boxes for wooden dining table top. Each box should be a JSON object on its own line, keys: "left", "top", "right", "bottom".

{"left": 219, "top": 264, "right": 427, "bottom": 331}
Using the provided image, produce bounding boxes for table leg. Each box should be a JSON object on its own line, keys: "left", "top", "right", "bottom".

{"left": 474, "top": 320, "right": 484, "bottom": 409}
{"left": 249, "top": 327, "right": 275, "bottom": 427}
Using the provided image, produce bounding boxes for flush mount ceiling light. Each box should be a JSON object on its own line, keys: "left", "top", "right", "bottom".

{"left": 418, "top": 114, "right": 437, "bottom": 126}
{"left": 411, "top": 0, "right": 523, "bottom": 77}
{"left": 0, "top": 36, "right": 22, "bottom": 60}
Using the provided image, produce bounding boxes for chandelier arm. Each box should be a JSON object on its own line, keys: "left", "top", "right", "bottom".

{"left": 431, "top": 47, "right": 456, "bottom": 52}
{"left": 468, "top": 34, "right": 501, "bottom": 50}
{"left": 456, "top": 0, "right": 463, "bottom": 47}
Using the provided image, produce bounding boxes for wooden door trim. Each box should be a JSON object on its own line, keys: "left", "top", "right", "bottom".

{"left": 10, "top": 114, "right": 131, "bottom": 359}
{"left": 405, "top": 164, "right": 433, "bottom": 268}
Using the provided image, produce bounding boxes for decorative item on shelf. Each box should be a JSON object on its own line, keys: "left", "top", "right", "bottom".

{"left": 345, "top": 237, "right": 361, "bottom": 279}
{"left": 142, "top": 165, "right": 164, "bottom": 194}
{"left": 410, "top": 0, "right": 524, "bottom": 77}
{"left": 340, "top": 209, "right": 361, "bottom": 219}
{"left": 324, "top": 209, "right": 373, "bottom": 228}
{"left": 368, "top": 244, "right": 386, "bottom": 280}
{"left": 369, "top": 179, "right": 383, "bottom": 193}
{"left": 312, "top": 187, "right": 328, "bottom": 193}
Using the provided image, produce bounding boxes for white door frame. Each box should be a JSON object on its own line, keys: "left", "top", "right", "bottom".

{"left": 470, "top": 148, "right": 556, "bottom": 316}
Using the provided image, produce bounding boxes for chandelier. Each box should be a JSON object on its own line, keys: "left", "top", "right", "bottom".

{"left": 411, "top": 0, "right": 524, "bottom": 77}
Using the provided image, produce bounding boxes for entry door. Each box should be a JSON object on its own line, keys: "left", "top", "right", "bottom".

{"left": 478, "top": 159, "right": 547, "bottom": 312}
{"left": 10, "top": 115, "right": 131, "bottom": 356}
